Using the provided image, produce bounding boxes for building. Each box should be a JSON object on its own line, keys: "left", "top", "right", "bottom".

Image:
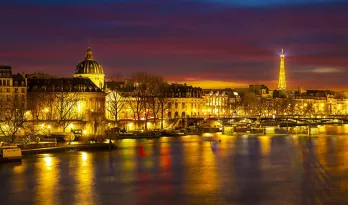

{"left": 0, "top": 65, "right": 27, "bottom": 105}
{"left": 165, "top": 83, "right": 204, "bottom": 118}
{"left": 203, "top": 89, "right": 229, "bottom": 117}
{"left": 26, "top": 47, "right": 106, "bottom": 136}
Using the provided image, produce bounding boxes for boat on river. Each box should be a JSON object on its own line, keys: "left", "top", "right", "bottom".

{"left": 0, "top": 145, "right": 22, "bottom": 162}
{"left": 161, "top": 129, "right": 186, "bottom": 137}
{"left": 117, "top": 130, "right": 162, "bottom": 139}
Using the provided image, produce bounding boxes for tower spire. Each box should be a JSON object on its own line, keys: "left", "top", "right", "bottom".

{"left": 278, "top": 48, "right": 286, "bottom": 90}
{"left": 85, "top": 41, "right": 93, "bottom": 60}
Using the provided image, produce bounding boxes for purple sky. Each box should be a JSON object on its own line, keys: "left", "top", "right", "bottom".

{"left": 1, "top": 0, "right": 348, "bottom": 90}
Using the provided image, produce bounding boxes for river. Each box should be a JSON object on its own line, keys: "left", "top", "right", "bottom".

{"left": 1, "top": 134, "right": 348, "bottom": 205}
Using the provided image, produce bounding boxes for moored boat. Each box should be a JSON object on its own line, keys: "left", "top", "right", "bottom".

{"left": 161, "top": 129, "right": 186, "bottom": 136}
{"left": 0, "top": 145, "right": 22, "bottom": 162}
{"left": 117, "top": 130, "right": 162, "bottom": 139}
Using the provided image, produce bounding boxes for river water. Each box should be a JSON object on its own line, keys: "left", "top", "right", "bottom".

{"left": 1, "top": 134, "right": 348, "bottom": 205}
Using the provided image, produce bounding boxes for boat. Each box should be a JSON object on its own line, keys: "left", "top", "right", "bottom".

{"left": 0, "top": 145, "right": 22, "bottom": 162}
{"left": 161, "top": 129, "right": 186, "bottom": 136}
{"left": 117, "top": 130, "right": 162, "bottom": 139}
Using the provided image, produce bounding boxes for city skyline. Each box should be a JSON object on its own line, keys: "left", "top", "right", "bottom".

{"left": 1, "top": 0, "right": 348, "bottom": 90}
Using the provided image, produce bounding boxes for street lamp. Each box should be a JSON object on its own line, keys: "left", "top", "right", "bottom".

{"left": 47, "top": 125, "right": 51, "bottom": 137}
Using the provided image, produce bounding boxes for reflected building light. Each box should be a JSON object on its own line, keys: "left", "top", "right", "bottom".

{"left": 36, "top": 154, "right": 58, "bottom": 205}
{"left": 44, "top": 155, "right": 52, "bottom": 168}
{"left": 82, "top": 152, "right": 88, "bottom": 161}
{"left": 75, "top": 151, "right": 97, "bottom": 204}
{"left": 259, "top": 136, "right": 270, "bottom": 156}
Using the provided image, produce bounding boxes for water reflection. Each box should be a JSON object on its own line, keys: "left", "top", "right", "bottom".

{"left": 3, "top": 134, "right": 348, "bottom": 204}
{"left": 35, "top": 154, "right": 59, "bottom": 205}
{"left": 74, "top": 152, "right": 98, "bottom": 205}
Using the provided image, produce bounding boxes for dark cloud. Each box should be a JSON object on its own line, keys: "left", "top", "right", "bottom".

{"left": 0, "top": 0, "right": 348, "bottom": 90}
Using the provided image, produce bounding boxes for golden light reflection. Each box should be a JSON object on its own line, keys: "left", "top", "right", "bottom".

{"left": 75, "top": 152, "right": 98, "bottom": 205}
{"left": 160, "top": 143, "right": 171, "bottom": 169}
{"left": 199, "top": 143, "right": 218, "bottom": 192}
{"left": 12, "top": 164, "right": 26, "bottom": 174}
{"left": 143, "top": 143, "right": 154, "bottom": 168}
{"left": 120, "top": 140, "right": 137, "bottom": 183}
{"left": 315, "top": 135, "right": 328, "bottom": 167}
{"left": 258, "top": 136, "right": 270, "bottom": 156}
{"left": 81, "top": 152, "right": 88, "bottom": 161}
{"left": 183, "top": 140, "right": 218, "bottom": 195}
{"left": 12, "top": 164, "right": 27, "bottom": 194}
{"left": 44, "top": 155, "right": 53, "bottom": 169}
{"left": 35, "top": 154, "right": 59, "bottom": 205}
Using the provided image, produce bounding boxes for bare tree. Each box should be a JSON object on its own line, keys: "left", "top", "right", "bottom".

{"left": 129, "top": 72, "right": 151, "bottom": 129}
{"left": 106, "top": 90, "right": 125, "bottom": 126}
{"left": 50, "top": 91, "right": 80, "bottom": 132}
{"left": 124, "top": 72, "right": 169, "bottom": 130}
{"left": 147, "top": 75, "right": 167, "bottom": 129}
{"left": 25, "top": 92, "right": 55, "bottom": 140}
{"left": 0, "top": 96, "right": 25, "bottom": 143}
{"left": 158, "top": 85, "right": 170, "bottom": 129}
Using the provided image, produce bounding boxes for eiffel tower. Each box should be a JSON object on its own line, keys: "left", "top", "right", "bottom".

{"left": 278, "top": 49, "right": 287, "bottom": 90}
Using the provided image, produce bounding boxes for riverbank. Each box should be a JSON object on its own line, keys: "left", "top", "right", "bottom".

{"left": 21, "top": 143, "right": 116, "bottom": 155}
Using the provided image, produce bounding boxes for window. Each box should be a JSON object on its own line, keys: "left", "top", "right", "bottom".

{"left": 167, "top": 102, "right": 172, "bottom": 109}
{"left": 15, "top": 88, "right": 18, "bottom": 93}
{"left": 6, "top": 88, "right": 10, "bottom": 92}
{"left": 175, "top": 102, "right": 178, "bottom": 109}
{"left": 21, "top": 88, "right": 25, "bottom": 93}
{"left": 182, "top": 102, "right": 185, "bottom": 109}
{"left": 14, "top": 81, "right": 18, "bottom": 86}
{"left": 7, "top": 80, "right": 10, "bottom": 86}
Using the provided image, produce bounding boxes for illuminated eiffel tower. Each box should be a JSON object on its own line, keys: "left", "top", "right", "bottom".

{"left": 278, "top": 49, "right": 286, "bottom": 90}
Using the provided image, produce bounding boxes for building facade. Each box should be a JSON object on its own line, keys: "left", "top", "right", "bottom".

{"left": 26, "top": 47, "right": 106, "bottom": 136}
{"left": 0, "top": 66, "right": 27, "bottom": 105}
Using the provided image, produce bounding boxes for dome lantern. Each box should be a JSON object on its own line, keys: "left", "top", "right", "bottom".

{"left": 85, "top": 47, "right": 93, "bottom": 60}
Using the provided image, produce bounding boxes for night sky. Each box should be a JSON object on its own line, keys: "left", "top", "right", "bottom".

{"left": 1, "top": 0, "right": 348, "bottom": 90}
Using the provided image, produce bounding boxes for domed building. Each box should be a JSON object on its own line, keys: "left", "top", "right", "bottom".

{"left": 74, "top": 46, "right": 105, "bottom": 90}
